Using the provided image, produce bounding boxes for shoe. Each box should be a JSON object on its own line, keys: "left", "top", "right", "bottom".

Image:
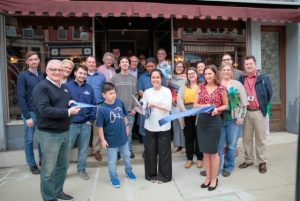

{"left": 142, "top": 151, "right": 145, "bottom": 159}
{"left": 208, "top": 178, "right": 218, "bottom": 191}
{"left": 239, "top": 162, "right": 254, "bottom": 169}
{"left": 56, "top": 192, "right": 74, "bottom": 200}
{"left": 117, "top": 152, "right": 121, "bottom": 160}
{"left": 185, "top": 160, "right": 193, "bottom": 168}
{"left": 200, "top": 170, "right": 206, "bottom": 176}
{"left": 157, "top": 180, "right": 164, "bottom": 184}
{"left": 111, "top": 178, "right": 121, "bottom": 188}
{"left": 222, "top": 170, "right": 231, "bottom": 177}
{"left": 39, "top": 161, "right": 42, "bottom": 167}
{"left": 126, "top": 172, "right": 137, "bottom": 181}
{"left": 172, "top": 147, "right": 182, "bottom": 153}
{"left": 197, "top": 160, "right": 203, "bottom": 168}
{"left": 94, "top": 151, "right": 102, "bottom": 161}
{"left": 30, "top": 165, "right": 40, "bottom": 175}
{"left": 200, "top": 181, "right": 210, "bottom": 188}
{"left": 130, "top": 151, "right": 135, "bottom": 159}
{"left": 180, "top": 148, "right": 186, "bottom": 154}
{"left": 78, "top": 171, "right": 89, "bottom": 180}
{"left": 259, "top": 163, "right": 267, "bottom": 173}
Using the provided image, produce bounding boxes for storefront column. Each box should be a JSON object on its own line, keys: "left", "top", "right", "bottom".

{"left": 247, "top": 21, "right": 262, "bottom": 70}
{"left": 0, "top": 14, "right": 8, "bottom": 151}
{"left": 286, "top": 23, "right": 300, "bottom": 133}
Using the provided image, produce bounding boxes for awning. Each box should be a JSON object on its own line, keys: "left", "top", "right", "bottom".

{"left": 1, "top": 0, "right": 300, "bottom": 23}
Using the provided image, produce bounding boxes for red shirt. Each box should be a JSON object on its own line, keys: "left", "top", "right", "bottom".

{"left": 197, "top": 84, "right": 225, "bottom": 108}
{"left": 244, "top": 73, "right": 260, "bottom": 109}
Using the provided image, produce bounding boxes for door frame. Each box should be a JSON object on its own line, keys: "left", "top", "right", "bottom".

{"left": 261, "top": 26, "right": 286, "bottom": 131}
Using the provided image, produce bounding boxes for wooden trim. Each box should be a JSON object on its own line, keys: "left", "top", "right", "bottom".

{"left": 261, "top": 26, "right": 286, "bottom": 131}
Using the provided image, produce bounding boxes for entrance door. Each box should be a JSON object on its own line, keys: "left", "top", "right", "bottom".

{"left": 261, "top": 26, "right": 286, "bottom": 131}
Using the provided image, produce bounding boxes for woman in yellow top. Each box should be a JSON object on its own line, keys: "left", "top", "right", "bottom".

{"left": 177, "top": 67, "right": 203, "bottom": 169}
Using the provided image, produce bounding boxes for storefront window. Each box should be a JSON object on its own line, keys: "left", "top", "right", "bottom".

{"left": 5, "top": 16, "right": 93, "bottom": 121}
{"left": 173, "top": 19, "right": 246, "bottom": 68}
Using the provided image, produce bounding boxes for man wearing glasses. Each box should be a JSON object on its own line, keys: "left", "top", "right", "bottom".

{"left": 221, "top": 53, "right": 244, "bottom": 80}
{"left": 33, "top": 60, "right": 81, "bottom": 201}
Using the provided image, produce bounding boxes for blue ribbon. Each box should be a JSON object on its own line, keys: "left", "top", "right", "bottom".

{"left": 71, "top": 101, "right": 98, "bottom": 108}
{"left": 158, "top": 105, "right": 215, "bottom": 126}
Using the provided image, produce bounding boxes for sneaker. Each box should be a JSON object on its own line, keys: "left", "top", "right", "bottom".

{"left": 56, "top": 192, "right": 74, "bottom": 200}
{"left": 222, "top": 170, "right": 231, "bottom": 177}
{"left": 78, "top": 171, "right": 89, "bottom": 180}
{"left": 126, "top": 172, "right": 137, "bottom": 181}
{"left": 30, "top": 165, "right": 40, "bottom": 175}
{"left": 130, "top": 151, "right": 135, "bottom": 159}
{"left": 200, "top": 170, "right": 206, "bottom": 176}
{"left": 111, "top": 178, "right": 121, "bottom": 188}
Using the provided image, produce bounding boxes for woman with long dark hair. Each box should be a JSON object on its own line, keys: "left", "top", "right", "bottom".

{"left": 194, "top": 65, "right": 228, "bottom": 191}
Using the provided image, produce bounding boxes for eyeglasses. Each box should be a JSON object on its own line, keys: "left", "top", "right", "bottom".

{"left": 130, "top": 60, "right": 138, "bottom": 62}
{"left": 188, "top": 72, "right": 196, "bottom": 75}
{"left": 48, "top": 68, "right": 63, "bottom": 72}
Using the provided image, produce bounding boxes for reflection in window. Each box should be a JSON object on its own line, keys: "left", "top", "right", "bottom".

{"left": 5, "top": 16, "right": 93, "bottom": 121}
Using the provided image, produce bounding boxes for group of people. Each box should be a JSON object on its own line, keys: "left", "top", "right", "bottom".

{"left": 17, "top": 49, "right": 272, "bottom": 200}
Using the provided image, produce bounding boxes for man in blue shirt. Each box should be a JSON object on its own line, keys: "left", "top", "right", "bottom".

{"left": 66, "top": 65, "right": 96, "bottom": 180}
{"left": 17, "top": 51, "right": 44, "bottom": 175}
{"left": 86, "top": 56, "right": 106, "bottom": 161}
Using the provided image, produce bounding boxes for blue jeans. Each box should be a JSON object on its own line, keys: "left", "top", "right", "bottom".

{"left": 37, "top": 129, "right": 70, "bottom": 201}
{"left": 69, "top": 123, "right": 91, "bottom": 172}
{"left": 127, "top": 114, "right": 135, "bottom": 152}
{"left": 107, "top": 141, "right": 132, "bottom": 180}
{"left": 22, "top": 111, "right": 41, "bottom": 167}
{"left": 218, "top": 119, "right": 242, "bottom": 173}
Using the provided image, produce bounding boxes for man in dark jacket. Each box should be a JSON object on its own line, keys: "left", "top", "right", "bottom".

{"left": 66, "top": 64, "right": 96, "bottom": 180}
{"left": 17, "top": 51, "right": 44, "bottom": 175}
{"left": 33, "top": 59, "right": 80, "bottom": 201}
{"left": 238, "top": 55, "right": 273, "bottom": 174}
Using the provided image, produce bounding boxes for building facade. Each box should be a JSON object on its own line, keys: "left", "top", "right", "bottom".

{"left": 0, "top": 0, "right": 300, "bottom": 150}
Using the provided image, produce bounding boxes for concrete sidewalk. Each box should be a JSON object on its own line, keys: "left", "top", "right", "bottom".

{"left": 0, "top": 132, "right": 298, "bottom": 201}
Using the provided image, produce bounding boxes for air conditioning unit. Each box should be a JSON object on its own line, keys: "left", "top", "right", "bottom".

{"left": 23, "top": 28, "right": 34, "bottom": 38}
{"left": 6, "top": 26, "right": 17, "bottom": 37}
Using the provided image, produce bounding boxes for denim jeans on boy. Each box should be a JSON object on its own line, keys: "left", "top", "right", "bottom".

{"left": 107, "top": 141, "right": 132, "bottom": 180}
{"left": 127, "top": 113, "right": 135, "bottom": 152}
{"left": 218, "top": 119, "right": 242, "bottom": 173}
{"left": 69, "top": 123, "right": 91, "bottom": 172}
{"left": 37, "top": 129, "right": 70, "bottom": 201}
{"left": 22, "top": 111, "right": 41, "bottom": 168}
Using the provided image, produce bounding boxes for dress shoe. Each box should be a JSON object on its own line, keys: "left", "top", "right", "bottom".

{"left": 200, "top": 170, "right": 206, "bottom": 176}
{"left": 239, "top": 162, "right": 254, "bottom": 169}
{"left": 130, "top": 151, "right": 135, "bottom": 159}
{"left": 30, "top": 165, "right": 40, "bottom": 175}
{"left": 259, "top": 162, "right": 267, "bottom": 173}
{"left": 185, "top": 160, "right": 193, "bottom": 168}
{"left": 208, "top": 178, "right": 218, "bottom": 191}
{"left": 197, "top": 160, "right": 203, "bottom": 168}
{"left": 200, "top": 181, "right": 210, "bottom": 188}
{"left": 94, "top": 151, "right": 102, "bottom": 161}
{"left": 56, "top": 192, "right": 74, "bottom": 200}
{"left": 172, "top": 147, "right": 182, "bottom": 153}
{"left": 222, "top": 170, "right": 231, "bottom": 177}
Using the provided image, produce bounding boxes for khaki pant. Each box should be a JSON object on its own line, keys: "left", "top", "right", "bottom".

{"left": 242, "top": 110, "right": 267, "bottom": 164}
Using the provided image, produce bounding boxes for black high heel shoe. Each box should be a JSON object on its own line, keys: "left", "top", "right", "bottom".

{"left": 200, "top": 181, "right": 210, "bottom": 188}
{"left": 208, "top": 178, "right": 218, "bottom": 191}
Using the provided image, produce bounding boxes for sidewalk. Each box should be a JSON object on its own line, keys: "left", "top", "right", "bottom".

{"left": 0, "top": 132, "right": 297, "bottom": 201}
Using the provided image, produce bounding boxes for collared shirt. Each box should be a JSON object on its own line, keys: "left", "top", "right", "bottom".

{"left": 46, "top": 77, "right": 61, "bottom": 88}
{"left": 128, "top": 67, "right": 138, "bottom": 78}
{"left": 97, "top": 64, "right": 116, "bottom": 82}
{"left": 87, "top": 72, "right": 106, "bottom": 104}
{"left": 157, "top": 61, "right": 172, "bottom": 80}
{"left": 244, "top": 73, "right": 260, "bottom": 109}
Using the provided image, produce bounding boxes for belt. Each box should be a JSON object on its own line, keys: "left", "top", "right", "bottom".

{"left": 247, "top": 108, "right": 260, "bottom": 111}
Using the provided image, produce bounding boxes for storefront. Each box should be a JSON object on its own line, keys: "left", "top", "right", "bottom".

{"left": 0, "top": 0, "right": 300, "bottom": 150}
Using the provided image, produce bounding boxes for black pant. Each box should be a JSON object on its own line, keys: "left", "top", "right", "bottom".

{"left": 184, "top": 116, "right": 203, "bottom": 161}
{"left": 144, "top": 129, "right": 172, "bottom": 182}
